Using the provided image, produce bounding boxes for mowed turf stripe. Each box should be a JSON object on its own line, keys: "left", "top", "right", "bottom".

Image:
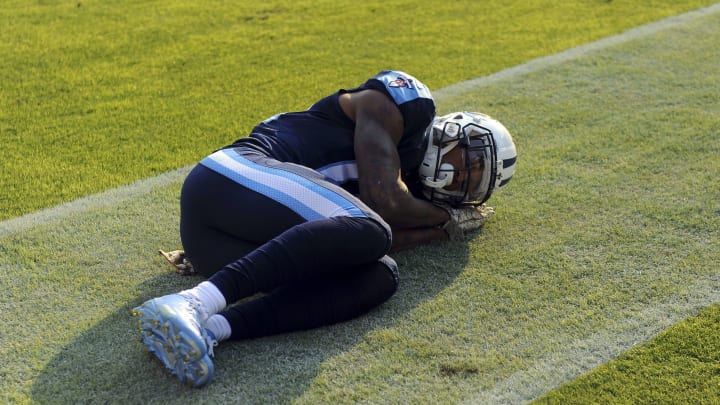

{"left": 460, "top": 7, "right": 720, "bottom": 404}
{"left": 433, "top": 2, "right": 720, "bottom": 99}
{"left": 2, "top": 5, "right": 719, "bottom": 403}
{"left": 474, "top": 275, "right": 720, "bottom": 404}
{"left": 2, "top": 3, "right": 718, "bottom": 239}
{"left": 0, "top": 167, "right": 190, "bottom": 239}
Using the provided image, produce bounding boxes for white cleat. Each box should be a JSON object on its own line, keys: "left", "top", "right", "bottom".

{"left": 132, "top": 294, "right": 218, "bottom": 387}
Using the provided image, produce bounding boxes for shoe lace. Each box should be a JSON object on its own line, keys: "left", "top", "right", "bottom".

{"left": 204, "top": 329, "right": 219, "bottom": 357}
{"left": 181, "top": 294, "right": 217, "bottom": 357}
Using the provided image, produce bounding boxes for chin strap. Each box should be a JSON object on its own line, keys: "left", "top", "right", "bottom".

{"left": 422, "top": 163, "right": 454, "bottom": 188}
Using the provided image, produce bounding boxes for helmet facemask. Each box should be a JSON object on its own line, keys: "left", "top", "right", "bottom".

{"left": 419, "top": 113, "right": 499, "bottom": 207}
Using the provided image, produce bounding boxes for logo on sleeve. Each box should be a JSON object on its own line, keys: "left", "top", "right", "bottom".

{"left": 377, "top": 70, "right": 433, "bottom": 103}
{"left": 388, "top": 75, "right": 417, "bottom": 89}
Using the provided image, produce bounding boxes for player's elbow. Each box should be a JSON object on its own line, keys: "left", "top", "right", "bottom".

{"left": 359, "top": 182, "right": 410, "bottom": 225}
{"left": 363, "top": 194, "right": 406, "bottom": 225}
{"left": 373, "top": 200, "right": 405, "bottom": 224}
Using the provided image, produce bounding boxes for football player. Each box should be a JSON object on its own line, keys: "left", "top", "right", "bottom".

{"left": 133, "top": 70, "right": 516, "bottom": 387}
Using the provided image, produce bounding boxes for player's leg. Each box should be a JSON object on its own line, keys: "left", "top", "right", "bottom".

{"left": 134, "top": 162, "right": 309, "bottom": 386}
{"left": 134, "top": 151, "right": 393, "bottom": 387}
{"left": 179, "top": 163, "right": 306, "bottom": 277}
{"left": 183, "top": 151, "right": 393, "bottom": 302}
{"left": 212, "top": 255, "right": 399, "bottom": 340}
{"left": 207, "top": 213, "right": 391, "bottom": 304}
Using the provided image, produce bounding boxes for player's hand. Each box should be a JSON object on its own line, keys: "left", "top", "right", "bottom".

{"left": 440, "top": 204, "right": 495, "bottom": 240}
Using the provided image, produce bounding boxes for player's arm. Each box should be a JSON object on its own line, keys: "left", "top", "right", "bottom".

{"left": 389, "top": 227, "right": 449, "bottom": 252}
{"left": 341, "top": 89, "right": 449, "bottom": 229}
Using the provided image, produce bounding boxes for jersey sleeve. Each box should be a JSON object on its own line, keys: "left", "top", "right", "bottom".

{"left": 354, "top": 70, "right": 436, "bottom": 179}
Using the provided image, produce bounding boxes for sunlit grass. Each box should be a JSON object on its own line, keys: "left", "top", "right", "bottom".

{"left": 1, "top": 0, "right": 715, "bottom": 220}
{"left": 1, "top": 1, "right": 719, "bottom": 403}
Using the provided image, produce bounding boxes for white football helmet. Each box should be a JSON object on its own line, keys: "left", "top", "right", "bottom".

{"left": 419, "top": 111, "right": 517, "bottom": 206}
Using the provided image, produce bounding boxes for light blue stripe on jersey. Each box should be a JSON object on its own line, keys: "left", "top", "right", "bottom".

{"left": 200, "top": 150, "right": 367, "bottom": 221}
{"left": 375, "top": 70, "right": 433, "bottom": 104}
{"left": 317, "top": 161, "right": 358, "bottom": 185}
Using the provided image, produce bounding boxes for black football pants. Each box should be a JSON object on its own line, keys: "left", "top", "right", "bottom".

{"left": 179, "top": 152, "right": 398, "bottom": 340}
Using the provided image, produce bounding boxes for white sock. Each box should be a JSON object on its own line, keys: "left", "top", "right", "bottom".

{"left": 204, "top": 314, "right": 232, "bottom": 342}
{"left": 180, "top": 281, "right": 227, "bottom": 315}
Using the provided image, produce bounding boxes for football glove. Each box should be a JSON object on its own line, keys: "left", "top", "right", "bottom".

{"left": 441, "top": 204, "right": 495, "bottom": 240}
{"left": 158, "top": 249, "right": 197, "bottom": 276}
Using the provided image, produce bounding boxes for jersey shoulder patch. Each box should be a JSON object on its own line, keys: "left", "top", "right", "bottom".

{"left": 372, "top": 70, "right": 433, "bottom": 104}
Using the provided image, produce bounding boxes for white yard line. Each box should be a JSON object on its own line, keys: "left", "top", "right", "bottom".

{"left": 469, "top": 274, "right": 720, "bottom": 404}
{"left": 0, "top": 167, "right": 190, "bottom": 238}
{"left": 2, "top": 3, "right": 717, "bottom": 241}
{"left": 434, "top": 2, "right": 720, "bottom": 100}
{"left": 466, "top": 4, "right": 720, "bottom": 403}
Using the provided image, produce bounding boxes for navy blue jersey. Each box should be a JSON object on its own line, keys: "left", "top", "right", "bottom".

{"left": 221, "top": 70, "right": 435, "bottom": 195}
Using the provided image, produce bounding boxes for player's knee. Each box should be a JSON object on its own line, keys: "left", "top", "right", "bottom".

{"left": 377, "top": 255, "right": 400, "bottom": 297}
{"left": 338, "top": 216, "right": 392, "bottom": 259}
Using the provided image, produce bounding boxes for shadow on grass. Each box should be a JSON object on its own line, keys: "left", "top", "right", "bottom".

{"left": 30, "top": 239, "right": 470, "bottom": 403}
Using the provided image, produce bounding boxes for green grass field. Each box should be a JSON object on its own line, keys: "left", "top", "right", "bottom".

{"left": 1, "top": 1, "right": 719, "bottom": 403}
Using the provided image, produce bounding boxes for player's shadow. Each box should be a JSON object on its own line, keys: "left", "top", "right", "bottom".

{"left": 30, "top": 240, "right": 470, "bottom": 403}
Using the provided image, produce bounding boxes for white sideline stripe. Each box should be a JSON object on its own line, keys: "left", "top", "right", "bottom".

{"left": 433, "top": 2, "right": 720, "bottom": 100}
{"left": 2, "top": 2, "right": 718, "bottom": 240}
{"left": 469, "top": 274, "right": 720, "bottom": 405}
{"left": 0, "top": 167, "right": 191, "bottom": 238}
